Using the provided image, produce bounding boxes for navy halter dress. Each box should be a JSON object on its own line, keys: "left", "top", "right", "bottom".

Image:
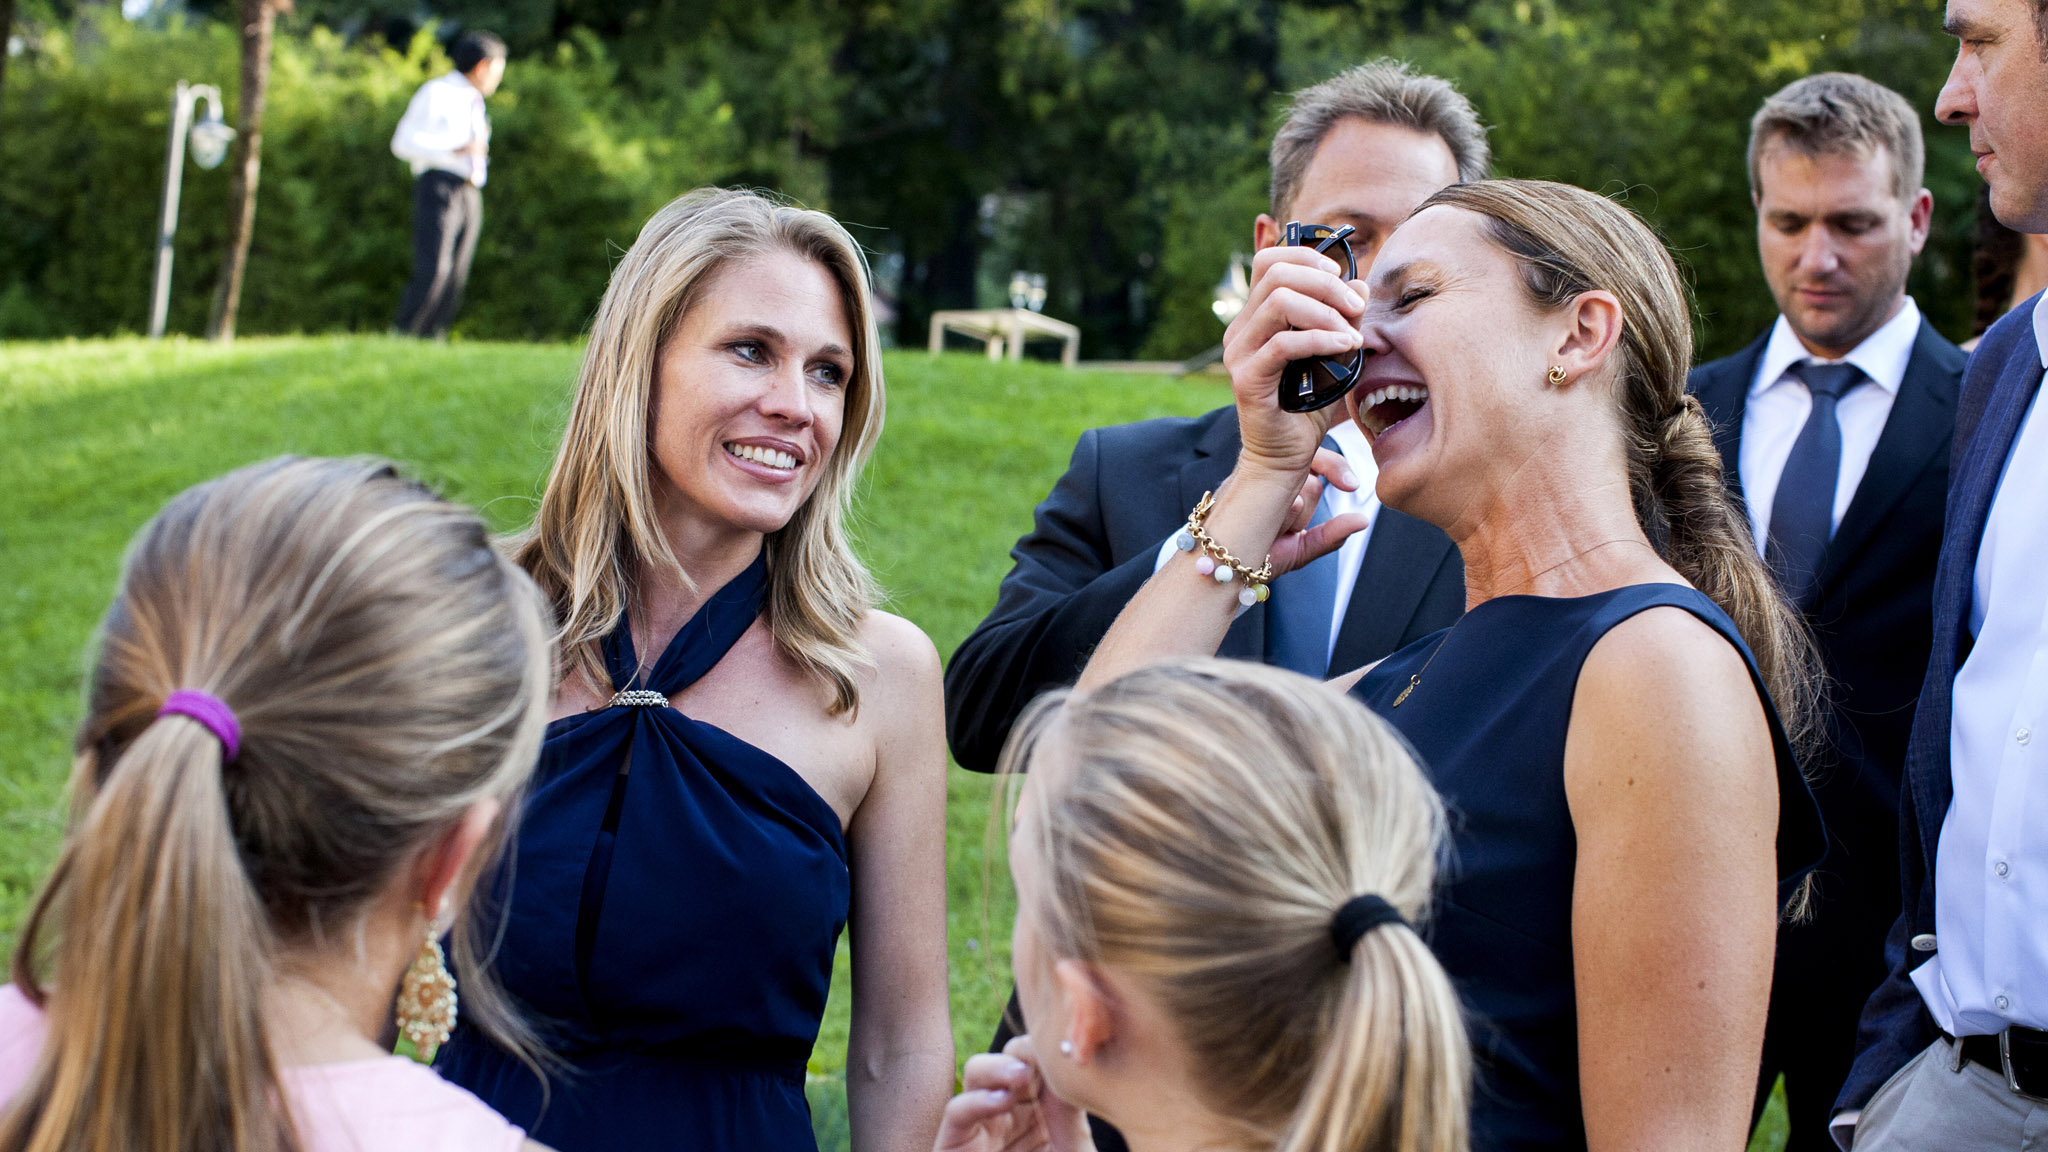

{"left": 1351, "top": 583, "right": 1825, "bottom": 1152}
{"left": 437, "top": 553, "right": 850, "bottom": 1151}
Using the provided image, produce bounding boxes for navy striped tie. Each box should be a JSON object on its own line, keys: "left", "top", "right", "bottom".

{"left": 1766, "top": 361, "right": 1865, "bottom": 606}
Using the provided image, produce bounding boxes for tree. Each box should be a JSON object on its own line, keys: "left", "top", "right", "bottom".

{"left": 206, "top": 0, "right": 290, "bottom": 340}
{"left": 1, "top": 0, "right": 16, "bottom": 150}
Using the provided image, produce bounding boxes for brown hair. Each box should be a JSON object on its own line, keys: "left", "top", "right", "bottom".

{"left": 1002, "top": 659, "right": 1470, "bottom": 1152}
{"left": 1270, "top": 59, "right": 1491, "bottom": 218}
{"left": 513, "top": 187, "right": 885, "bottom": 716}
{"left": 1747, "top": 72, "right": 1925, "bottom": 203}
{"left": 1419, "top": 179, "right": 1821, "bottom": 755}
{"left": 0, "top": 456, "right": 555, "bottom": 1152}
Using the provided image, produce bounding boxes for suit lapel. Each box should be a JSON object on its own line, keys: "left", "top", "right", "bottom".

{"left": 1816, "top": 323, "right": 1959, "bottom": 595}
{"left": 1329, "top": 508, "right": 1456, "bottom": 673}
{"left": 1692, "top": 335, "right": 1768, "bottom": 512}
{"left": 1913, "top": 333, "right": 2044, "bottom": 878}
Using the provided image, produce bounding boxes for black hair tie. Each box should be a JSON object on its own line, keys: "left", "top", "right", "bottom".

{"left": 1330, "top": 893, "right": 1408, "bottom": 959}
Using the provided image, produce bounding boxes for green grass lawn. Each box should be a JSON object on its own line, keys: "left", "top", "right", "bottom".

{"left": 0, "top": 335, "right": 1228, "bottom": 1103}
{"left": 0, "top": 335, "right": 1791, "bottom": 1149}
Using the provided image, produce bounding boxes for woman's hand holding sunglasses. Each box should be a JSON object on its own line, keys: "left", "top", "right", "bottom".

{"left": 1222, "top": 242, "right": 1370, "bottom": 488}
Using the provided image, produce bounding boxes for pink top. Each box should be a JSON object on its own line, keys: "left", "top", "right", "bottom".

{"left": 0, "top": 985, "right": 527, "bottom": 1152}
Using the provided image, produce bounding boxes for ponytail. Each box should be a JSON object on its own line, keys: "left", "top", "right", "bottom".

{"left": 1, "top": 718, "right": 298, "bottom": 1152}
{"left": 1005, "top": 659, "right": 1471, "bottom": 1152}
{"left": 1282, "top": 927, "right": 1468, "bottom": 1152}
{"left": 1638, "top": 394, "right": 1821, "bottom": 756}
{"left": 0, "top": 457, "right": 556, "bottom": 1152}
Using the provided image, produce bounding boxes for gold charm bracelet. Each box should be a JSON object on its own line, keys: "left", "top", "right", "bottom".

{"left": 1171, "top": 490, "right": 1275, "bottom": 608}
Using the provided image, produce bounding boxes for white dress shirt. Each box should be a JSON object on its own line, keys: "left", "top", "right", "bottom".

{"left": 391, "top": 71, "right": 491, "bottom": 187}
{"left": 1153, "top": 417, "right": 1381, "bottom": 667}
{"left": 1738, "top": 296, "right": 1922, "bottom": 555}
{"left": 1911, "top": 292, "right": 2048, "bottom": 1037}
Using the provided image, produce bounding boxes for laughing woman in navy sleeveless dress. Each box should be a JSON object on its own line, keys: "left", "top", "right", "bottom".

{"left": 435, "top": 189, "right": 954, "bottom": 1151}
{"left": 1077, "top": 180, "right": 1825, "bottom": 1152}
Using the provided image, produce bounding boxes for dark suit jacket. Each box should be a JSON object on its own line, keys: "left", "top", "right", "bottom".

{"left": 1837, "top": 294, "right": 2046, "bottom": 1114}
{"left": 1690, "top": 321, "right": 1964, "bottom": 904}
{"left": 944, "top": 405, "right": 1466, "bottom": 773}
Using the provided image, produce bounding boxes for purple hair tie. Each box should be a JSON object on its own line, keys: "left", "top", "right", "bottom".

{"left": 158, "top": 690, "right": 241, "bottom": 761}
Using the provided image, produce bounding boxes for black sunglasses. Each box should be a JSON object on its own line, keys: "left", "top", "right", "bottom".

{"left": 1277, "top": 221, "right": 1364, "bottom": 413}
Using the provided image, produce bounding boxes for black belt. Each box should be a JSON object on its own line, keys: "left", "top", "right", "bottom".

{"left": 1950, "top": 1026, "right": 2048, "bottom": 1101}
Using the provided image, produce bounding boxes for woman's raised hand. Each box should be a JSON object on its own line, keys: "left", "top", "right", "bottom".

{"left": 932, "top": 1037, "right": 1094, "bottom": 1152}
{"left": 1220, "top": 243, "right": 1370, "bottom": 481}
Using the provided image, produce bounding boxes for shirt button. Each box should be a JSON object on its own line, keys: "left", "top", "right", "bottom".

{"left": 1996, "top": 860, "right": 2011, "bottom": 878}
{"left": 1997, "top": 995, "right": 2012, "bottom": 1012}
{"left": 2021, "top": 729, "right": 2033, "bottom": 745}
{"left": 1911, "top": 933, "right": 1939, "bottom": 952}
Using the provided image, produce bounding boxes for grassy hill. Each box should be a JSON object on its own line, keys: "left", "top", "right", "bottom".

{"left": 0, "top": 336, "right": 1794, "bottom": 1149}
{"left": 0, "top": 335, "right": 1230, "bottom": 1081}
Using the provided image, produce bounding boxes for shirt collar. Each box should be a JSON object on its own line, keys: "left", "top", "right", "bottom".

{"left": 2033, "top": 290, "right": 2048, "bottom": 368}
{"left": 1750, "top": 295, "right": 1922, "bottom": 399}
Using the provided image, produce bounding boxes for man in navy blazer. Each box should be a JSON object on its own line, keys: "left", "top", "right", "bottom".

{"left": 945, "top": 59, "right": 1480, "bottom": 776}
{"left": 1689, "top": 74, "right": 1963, "bottom": 1151}
{"left": 1835, "top": 0, "right": 2048, "bottom": 1146}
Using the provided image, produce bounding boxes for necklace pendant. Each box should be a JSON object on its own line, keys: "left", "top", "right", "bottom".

{"left": 1391, "top": 674, "right": 1421, "bottom": 708}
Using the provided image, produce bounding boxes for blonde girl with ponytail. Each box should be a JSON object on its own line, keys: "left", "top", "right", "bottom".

{"left": 0, "top": 456, "right": 557, "bottom": 1152}
{"left": 933, "top": 659, "right": 1470, "bottom": 1152}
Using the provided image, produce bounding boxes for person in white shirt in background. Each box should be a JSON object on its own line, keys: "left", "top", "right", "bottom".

{"left": 390, "top": 30, "right": 505, "bottom": 338}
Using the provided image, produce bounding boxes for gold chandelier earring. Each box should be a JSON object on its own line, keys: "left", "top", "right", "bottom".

{"left": 1546, "top": 364, "right": 1568, "bottom": 386}
{"left": 395, "top": 906, "right": 458, "bottom": 1056}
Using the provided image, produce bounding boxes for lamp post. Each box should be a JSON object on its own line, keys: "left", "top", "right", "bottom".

{"left": 149, "top": 81, "right": 235, "bottom": 339}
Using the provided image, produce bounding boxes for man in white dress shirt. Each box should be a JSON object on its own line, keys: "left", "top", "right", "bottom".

{"left": 1834, "top": 0, "right": 2048, "bottom": 1145}
{"left": 390, "top": 31, "right": 505, "bottom": 337}
{"left": 1687, "top": 73, "right": 1966, "bottom": 1151}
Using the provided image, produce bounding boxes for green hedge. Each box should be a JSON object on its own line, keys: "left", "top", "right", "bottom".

{"left": 0, "top": 17, "right": 745, "bottom": 339}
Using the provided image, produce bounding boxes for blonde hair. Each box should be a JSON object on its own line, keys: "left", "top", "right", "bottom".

{"left": 1002, "top": 659, "right": 1470, "bottom": 1152}
{"left": 514, "top": 187, "right": 885, "bottom": 715}
{"left": 1419, "top": 179, "right": 1822, "bottom": 756}
{"left": 0, "top": 457, "right": 556, "bottom": 1152}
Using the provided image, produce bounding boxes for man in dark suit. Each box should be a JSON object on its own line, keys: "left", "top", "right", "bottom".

{"left": 1688, "top": 73, "right": 1963, "bottom": 1151}
{"left": 945, "top": 57, "right": 1484, "bottom": 777}
{"left": 1834, "top": 1, "right": 2048, "bottom": 1146}
{"left": 945, "top": 60, "right": 1485, "bottom": 1152}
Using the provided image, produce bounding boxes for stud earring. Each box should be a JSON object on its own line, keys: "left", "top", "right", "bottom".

{"left": 1059, "top": 1040, "right": 1075, "bottom": 1057}
{"left": 1546, "top": 364, "right": 1568, "bottom": 386}
{"left": 395, "top": 908, "right": 458, "bottom": 1055}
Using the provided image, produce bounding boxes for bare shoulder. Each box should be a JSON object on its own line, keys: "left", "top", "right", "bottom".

{"left": 1579, "top": 604, "right": 1755, "bottom": 714}
{"left": 1567, "top": 603, "right": 1772, "bottom": 800}
{"left": 857, "top": 608, "right": 942, "bottom": 683}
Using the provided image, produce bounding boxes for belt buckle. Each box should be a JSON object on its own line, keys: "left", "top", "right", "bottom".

{"left": 2000, "top": 1029, "right": 2048, "bottom": 1103}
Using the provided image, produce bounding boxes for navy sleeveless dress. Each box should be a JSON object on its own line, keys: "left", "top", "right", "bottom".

{"left": 1351, "top": 584, "right": 1825, "bottom": 1152}
{"left": 436, "top": 553, "right": 850, "bottom": 1151}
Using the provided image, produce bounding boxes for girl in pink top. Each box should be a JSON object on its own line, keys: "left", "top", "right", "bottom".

{"left": 0, "top": 458, "right": 558, "bottom": 1152}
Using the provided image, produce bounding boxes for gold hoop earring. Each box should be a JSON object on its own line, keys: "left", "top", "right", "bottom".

{"left": 1546, "top": 365, "right": 1568, "bottom": 386}
{"left": 396, "top": 931, "right": 458, "bottom": 1055}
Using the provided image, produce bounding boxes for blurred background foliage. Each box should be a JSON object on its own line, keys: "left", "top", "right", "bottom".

{"left": 0, "top": 0, "right": 1974, "bottom": 356}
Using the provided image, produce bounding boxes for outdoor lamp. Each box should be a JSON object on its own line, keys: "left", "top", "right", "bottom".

{"left": 1211, "top": 253, "right": 1249, "bottom": 324}
{"left": 149, "top": 81, "right": 233, "bottom": 338}
{"left": 1008, "top": 271, "right": 1049, "bottom": 313}
{"left": 188, "top": 106, "right": 237, "bottom": 170}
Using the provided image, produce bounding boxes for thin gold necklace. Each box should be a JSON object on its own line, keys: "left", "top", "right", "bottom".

{"left": 1390, "top": 538, "right": 1655, "bottom": 707}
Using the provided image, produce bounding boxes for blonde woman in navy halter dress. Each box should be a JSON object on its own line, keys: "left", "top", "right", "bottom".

{"left": 435, "top": 189, "right": 954, "bottom": 1151}
{"left": 1076, "top": 180, "right": 1826, "bottom": 1152}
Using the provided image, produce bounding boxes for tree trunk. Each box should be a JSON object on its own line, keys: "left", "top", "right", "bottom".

{"left": 206, "top": 0, "right": 282, "bottom": 341}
